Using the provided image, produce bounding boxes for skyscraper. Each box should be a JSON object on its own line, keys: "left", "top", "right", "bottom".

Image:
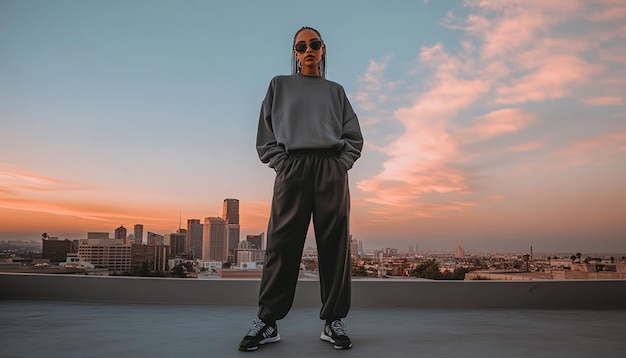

{"left": 167, "top": 232, "right": 186, "bottom": 256}
{"left": 177, "top": 228, "right": 187, "bottom": 255}
{"left": 222, "top": 198, "right": 239, "bottom": 225}
{"left": 223, "top": 198, "right": 241, "bottom": 259}
{"left": 455, "top": 245, "right": 465, "bottom": 259}
{"left": 115, "top": 225, "right": 127, "bottom": 242}
{"left": 246, "top": 233, "right": 263, "bottom": 250}
{"left": 350, "top": 236, "right": 359, "bottom": 257}
{"left": 203, "top": 217, "right": 228, "bottom": 262}
{"left": 187, "top": 219, "right": 203, "bottom": 260}
{"left": 147, "top": 232, "right": 164, "bottom": 246}
{"left": 134, "top": 224, "right": 144, "bottom": 245}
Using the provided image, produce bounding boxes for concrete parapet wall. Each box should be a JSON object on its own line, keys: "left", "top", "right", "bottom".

{"left": 2, "top": 273, "right": 626, "bottom": 309}
{"left": 552, "top": 271, "right": 626, "bottom": 280}
{"left": 464, "top": 271, "right": 626, "bottom": 280}
{"left": 465, "top": 272, "right": 535, "bottom": 280}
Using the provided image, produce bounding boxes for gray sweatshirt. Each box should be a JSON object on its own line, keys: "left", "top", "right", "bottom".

{"left": 256, "top": 73, "right": 364, "bottom": 171}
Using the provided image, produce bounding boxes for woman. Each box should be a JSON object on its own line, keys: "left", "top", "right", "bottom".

{"left": 239, "top": 26, "right": 363, "bottom": 351}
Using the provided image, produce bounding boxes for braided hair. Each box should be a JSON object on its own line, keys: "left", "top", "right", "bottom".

{"left": 291, "top": 26, "right": 326, "bottom": 78}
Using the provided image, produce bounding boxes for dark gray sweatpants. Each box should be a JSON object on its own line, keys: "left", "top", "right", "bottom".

{"left": 258, "top": 149, "right": 351, "bottom": 323}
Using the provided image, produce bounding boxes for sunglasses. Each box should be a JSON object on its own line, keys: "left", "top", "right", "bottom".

{"left": 294, "top": 39, "right": 323, "bottom": 53}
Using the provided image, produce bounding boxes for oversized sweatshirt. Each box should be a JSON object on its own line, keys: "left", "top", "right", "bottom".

{"left": 256, "top": 73, "right": 364, "bottom": 171}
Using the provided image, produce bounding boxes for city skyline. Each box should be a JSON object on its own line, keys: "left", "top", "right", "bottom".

{"left": 1, "top": 1, "right": 625, "bottom": 253}
{"left": 11, "top": 220, "right": 624, "bottom": 257}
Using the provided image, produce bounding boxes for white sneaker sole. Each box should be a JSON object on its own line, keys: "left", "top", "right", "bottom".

{"left": 259, "top": 334, "right": 281, "bottom": 345}
{"left": 320, "top": 332, "right": 352, "bottom": 350}
{"left": 242, "top": 334, "right": 280, "bottom": 351}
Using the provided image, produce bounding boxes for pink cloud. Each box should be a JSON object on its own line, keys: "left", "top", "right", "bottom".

{"left": 355, "top": 0, "right": 625, "bottom": 224}
{"left": 356, "top": 44, "right": 538, "bottom": 218}
{"left": 418, "top": 43, "right": 472, "bottom": 75}
{"left": 449, "top": 0, "right": 585, "bottom": 60}
{"left": 354, "top": 59, "right": 397, "bottom": 112}
{"left": 486, "top": 195, "right": 506, "bottom": 202}
{"left": 586, "top": 0, "right": 626, "bottom": 21}
{"left": 358, "top": 60, "right": 387, "bottom": 92}
{"left": 0, "top": 169, "right": 62, "bottom": 192}
{"left": 554, "top": 132, "right": 626, "bottom": 166}
{"left": 457, "top": 108, "right": 536, "bottom": 143}
{"left": 361, "top": 200, "right": 481, "bottom": 224}
{"left": 495, "top": 55, "right": 602, "bottom": 104}
{"left": 357, "top": 62, "right": 511, "bottom": 216}
{"left": 584, "top": 96, "right": 624, "bottom": 106}
{"left": 0, "top": 166, "right": 173, "bottom": 232}
{"left": 445, "top": 1, "right": 617, "bottom": 106}
{"left": 0, "top": 167, "right": 99, "bottom": 194}
{"left": 0, "top": 197, "right": 166, "bottom": 223}
{"left": 509, "top": 141, "right": 545, "bottom": 152}
{"left": 598, "top": 46, "right": 626, "bottom": 64}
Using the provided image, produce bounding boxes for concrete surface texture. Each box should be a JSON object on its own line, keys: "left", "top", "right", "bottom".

{"left": 1, "top": 300, "right": 626, "bottom": 358}
{"left": 2, "top": 274, "right": 626, "bottom": 357}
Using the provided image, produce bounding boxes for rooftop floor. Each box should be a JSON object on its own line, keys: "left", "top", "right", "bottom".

{"left": 2, "top": 300, "right": 626, "bottom": 358}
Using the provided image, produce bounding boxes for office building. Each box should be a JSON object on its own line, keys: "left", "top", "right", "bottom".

{"left": 203, "top": 217, "right": 228, "bottom": 262}
{"left": 147, "top": 232, "right": 164, "bottom": 246}
{"left": 223, "top": 198, "right": 241, "bottom": 254}
{"left": 222, "top": 198, "right": 240, "bottom": 225}
{"left": 187, "top": 219, "right": 203, "bottom": 260}
{"left": 131, "top": 244, "right": 169, "bottom": 273}
{"left": 41, "top": 237, "right": 72, "bottom": 263}
{"left": 115, "top": 225, "right": 127, "bottom": 242}
{"left": 246, "top": 233, "right": 263, "bottom": 250}
{"left": 177, "top": 228, "right": 187, "bottom": 254}
{"left": 77, "top": 238, "right": 131, "bottom": 273}
{"left": 227, "top": 224, "right": 240, "bottom": 253}
{"left": 134, "top": 224, "right": 144, "bottom": 245}
{"left": 167, "top": 233, "right": 186, "bottom": 257}
{"left": 87, "top": 232, "right": 109, "bottom": 240}
{"left": 455, "top": 245, "right": 465, "bottom": 259}
{"left": 350, "top": 236, "right": 360, "bottom": 257}
{"left": 235, "top": 240, "right": 264, "bottom": 265}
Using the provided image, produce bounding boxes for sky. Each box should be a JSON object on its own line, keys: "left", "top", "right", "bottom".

{"left": 1, "top": 0, "right": 625, "bottom": 253}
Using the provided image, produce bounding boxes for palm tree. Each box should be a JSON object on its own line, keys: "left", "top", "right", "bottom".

{"left": 576, "top": 252, "right": 582, "bottom": 263}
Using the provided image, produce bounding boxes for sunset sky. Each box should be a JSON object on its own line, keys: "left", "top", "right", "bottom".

{"left": 1, "top": 0, "right": 625, "bottom": 253}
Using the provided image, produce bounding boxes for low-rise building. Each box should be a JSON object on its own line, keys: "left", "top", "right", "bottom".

{"left": 78, "top": 238, "right": 131, "bottom": 274}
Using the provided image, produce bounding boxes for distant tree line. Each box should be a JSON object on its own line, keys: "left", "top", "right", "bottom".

{"left": 410, "top": 260, "right": 469, "bottom": 280}
{"left": 569, "top": 253, "right": 623, "bottom": 264}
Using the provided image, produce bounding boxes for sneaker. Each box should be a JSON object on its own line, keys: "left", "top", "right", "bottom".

{"left": 320, "top": 319, "right": 352, "bottom": 350}
{"left": 238, "top": 318, "right": 280, "bottom": 351}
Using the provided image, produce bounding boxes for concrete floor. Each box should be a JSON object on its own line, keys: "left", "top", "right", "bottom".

{"left": 1, "top": 300, "right": 625, "bottom": 358}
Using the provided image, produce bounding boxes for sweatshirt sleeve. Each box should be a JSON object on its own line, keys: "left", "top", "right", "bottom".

{"left": 256, "top": 79, "right": 287, "bottom": 170}
{"left": 338, "top": 90, "right": 364, "bottom": 170}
